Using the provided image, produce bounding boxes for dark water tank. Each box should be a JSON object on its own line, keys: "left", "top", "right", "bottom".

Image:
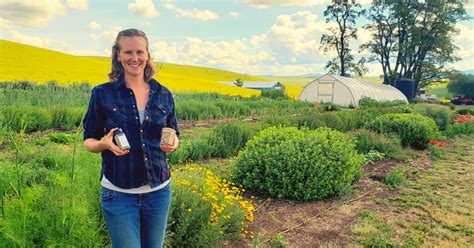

{"left": 395, "top": 78, "right": 415, "bottom": 100}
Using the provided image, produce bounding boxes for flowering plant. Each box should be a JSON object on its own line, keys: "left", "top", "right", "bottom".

{"left": 428, "top": 139, "right": 448, "bottom": 159}
{"left": 166, "top": 164, "right": 254, "bottom": 247}
{"left": 428, "top": 139, "right": 449, "bottom": 148}
{"left": 443, "top": 113, "right": 474, "bottom": 137}
{"left": 450, "top": 113, "right": 472, "bottom": 124}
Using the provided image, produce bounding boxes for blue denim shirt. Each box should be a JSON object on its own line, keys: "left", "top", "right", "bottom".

{"left": 83, "top": 77, "right": 179, "bottom": 189}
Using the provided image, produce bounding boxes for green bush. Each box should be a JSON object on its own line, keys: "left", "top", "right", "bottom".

{"left": 348, "top": 129, "right": 401, "bottom": 158}
{"left": 261, "top": 89, "right": 287, "bottom": 99}
{"left": 456, "top": 108, "right": 474, "bottom": 115}
{"left": 233, "top": 127, "right": 364, "bottom": 201}
{"left": 442, "top": 121, "right": 474, "bottom": 137}
{"left": 368, "top": 113, "right": 439, "bottom": 149}
{"left": 359, "top": 97, "right": 407, "bottom": 108}
{"left": 50, "top": 106, "right": 85, "bottom": 129}
{"left": 363, "top": 150, "right": 386, "bottom": 165}
{"left": 385, "top": 167, "right": 405, "bottom": 189}
{"left": 48, "top": 133, "right": 75, "bottom": 144}
{"left": 168, "top": 123, "right": 262, "bottom": 164}
{"left": 412, "top": 104, "right": 454, "bottom": 130}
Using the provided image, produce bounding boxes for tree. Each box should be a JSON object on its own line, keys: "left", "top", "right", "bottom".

{"left": 448, "top": 73, "right": 474, "bottom": 98}
{"left": 320, "top": 0, "right": 367, "bottom": 77}
{"left": 362, "top": 0, "right": 468, "bottom": 91}
{"left": 234, "top": 78, "right": 243, "bottom": 87}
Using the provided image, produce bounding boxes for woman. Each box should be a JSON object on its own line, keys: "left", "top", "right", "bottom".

{"left": 83, "top": 28, "right": 179, "bottom": 248}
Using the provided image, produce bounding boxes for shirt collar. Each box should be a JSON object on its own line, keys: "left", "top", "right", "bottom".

{"left": 112, "top": 75, "right": 161, "bottom": 93}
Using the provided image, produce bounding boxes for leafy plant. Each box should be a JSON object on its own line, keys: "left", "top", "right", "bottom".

{"left": 364, "top": 150, "right": 385, "bottom": 165}
{"left": 385, "top": 167, "right": 405, "bottom": 189}
{"left": 233, "top": 126, "right": 364, "bottom": 201}
{"left": 348, "top": 128, "right": 400, "bottom": 158}
{"left": 269, "top": 234, "right": 286, "bottom": 248}
{"left": 368, "top": 113, "right": 440, "bottom": 149}
{"left": 412, "top": 103, "right": 455, "bottom": 130}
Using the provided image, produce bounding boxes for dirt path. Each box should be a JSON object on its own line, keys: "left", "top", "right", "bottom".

{"left": 227, "top": 134, "right": 473, "bottom": 247}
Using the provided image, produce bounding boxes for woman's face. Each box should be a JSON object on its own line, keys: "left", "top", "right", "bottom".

{"left": 118, "top": 36, "right": 149, "bottom": 79}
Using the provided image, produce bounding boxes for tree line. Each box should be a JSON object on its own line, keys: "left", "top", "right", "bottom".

{"left": 321, "top": 0, "right": 470, "bottom": 92}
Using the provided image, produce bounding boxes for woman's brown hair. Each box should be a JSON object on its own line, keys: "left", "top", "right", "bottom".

{"left": 108, "top": 28, "right": 156, "bottom": 82}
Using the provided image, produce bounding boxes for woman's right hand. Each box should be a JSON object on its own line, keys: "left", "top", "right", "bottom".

{"left": 102, "top": 128, "right": 129, "bottom": 156}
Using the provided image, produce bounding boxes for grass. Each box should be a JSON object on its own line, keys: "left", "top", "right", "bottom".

{"left": 352, "top": 134, "right": 474, "bottom": 246}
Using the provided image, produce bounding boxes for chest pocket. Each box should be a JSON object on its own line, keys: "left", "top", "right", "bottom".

{"left": 149, "top": 103, "right": 170, "bottom": 127}
{"left": 104, "top": 103, "right": 128, "bottom": 127}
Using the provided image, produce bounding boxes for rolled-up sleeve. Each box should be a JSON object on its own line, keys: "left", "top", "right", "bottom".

{"left": 83, "top": 88, "right": 105, "bottom": 140}
{"left": 167, "top": 94, "right": 180, "bottom": 137}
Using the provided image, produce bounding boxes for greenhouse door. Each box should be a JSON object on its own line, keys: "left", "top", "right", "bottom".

{"left": 317, "top": 82, "right": 334, "bottom": 103}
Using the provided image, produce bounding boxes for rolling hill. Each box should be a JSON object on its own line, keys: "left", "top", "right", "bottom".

{"left": 0, "top": 40, "right": 288, "bottom": 97}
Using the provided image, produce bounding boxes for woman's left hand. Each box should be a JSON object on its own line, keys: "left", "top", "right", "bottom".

{"left": 160, "top": 136, "right": 179, "bottom": 153}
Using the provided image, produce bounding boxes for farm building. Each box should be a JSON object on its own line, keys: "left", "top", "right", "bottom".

{"left": 299, "top": 74, "right": 408, "bottom": 107}
{"left": 219, "top": 81, "right": 286, "bottom": 92}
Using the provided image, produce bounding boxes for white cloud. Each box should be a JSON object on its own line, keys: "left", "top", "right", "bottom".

{"left": 162, "top": 0, "right": 176, "bottom": 9}
{"left": 102, "top": 26, "right": 123, "bottom": 42}
{"left": 454, "top": 23, "right": 474, "bottom": 59}
{"left": 175, "top": 8, "right": 218, "bottom": 21}
{"left": 239, "top": 0, "right": 371, "bottom": 8}
{"left": 88, "top": 21, "right": 101, "bottom": 31}
{"left": 230, "top": 11, "right": 240, "bottom": 17}
{"left": 128, "top": 0, "right": 159, "bottom": 18}
{"left": 0, "top": 0, "right": 66, "bottom": 27}
{"left": 163, "top": 1, "right": 218, "bottom": 21}
{"left": 258, "top": 11, "right": 333, "bottom": 64}
{"left": 239, "top": 0, "right": 327, "bottom": 8}
{"left": 89, "top": 26, "right": 122, "bottom": 42}
{"left": 66, "top": 0, "right": 88, "bottom": 10}
{"left": 152, "top": 37, "right": 274, "bottom": 70}
{"left": 0, "top": 28, "right": 73, "bottom": 53}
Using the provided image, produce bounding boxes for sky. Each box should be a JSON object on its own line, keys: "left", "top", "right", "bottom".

{"left": 1, "top": 0, "right": 473, "bottom": 77}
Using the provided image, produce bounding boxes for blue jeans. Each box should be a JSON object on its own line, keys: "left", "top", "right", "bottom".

{"left": 101, "top": 184, "right": 172, "bottom": 248}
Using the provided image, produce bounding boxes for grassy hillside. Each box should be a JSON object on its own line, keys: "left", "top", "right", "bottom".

{"left": 0, "top": 40, "right": 266, "bottom": 97}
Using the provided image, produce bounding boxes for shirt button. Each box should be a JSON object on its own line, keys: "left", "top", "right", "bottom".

{"left": 145, "top": 116, "right": 149, "bottom": 120}
{"left": 140, "top": 129, "right": 143, "bottom": 133}
{"left": 142, "top": 144, "right": 145, "bottom": 147}
{"left": 144, "top": 157, "right": 148, "bottom": 161}
{"left": 133, "top": 104, "right": 136, "bottom": 108}
{"left": 135, "top": 116, "right": 138, "bottom": 120}
{"left": 130, "top": 92, "right": 133, "bottom": 95}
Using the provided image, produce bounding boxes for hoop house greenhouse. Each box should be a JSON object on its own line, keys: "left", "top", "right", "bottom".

{"left": 298, "top": 74, "right": 408, "bottom": 107}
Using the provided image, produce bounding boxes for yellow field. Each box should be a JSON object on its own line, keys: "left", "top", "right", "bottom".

{"left": 0, "top": 40, "right": 266, "bottom": 97}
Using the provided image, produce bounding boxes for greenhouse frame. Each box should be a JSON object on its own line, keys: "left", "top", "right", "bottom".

{"left": 298, "top": 74, "right": 408, "bottom": 107}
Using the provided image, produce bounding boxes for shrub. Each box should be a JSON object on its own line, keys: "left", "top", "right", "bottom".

{"left": 1, "top": 106, "right": 53, "bottom": 132}
{"left": 50, "top": 106, "right": 85, "bottom": 130}
{"left": 457, "top": 108, "right": 474, "bottom": 115}
{"left": 428, "top": 140, "right": 448, "bottom": 160}
{"left": 270, "top": 234, "right": 287, "bottom": 248}
{"left": 166, "top": 165, "right": 254, "bottom": 247}
{"left": 359, "top": 97, "right": 407, "bottom": 108}
{"left": 412, "top": 104, "right": 454, "bottom": 130}
{"left": 348, "top": 129, "right": 401, "bottom": 158}
{"left": 385, "top": 167, "right": 405, "bottom": 189}
{"left": 261, "top": 89, "right": 287, "bottom": 99}
{"left": 442, "top": 114, "right": 474, "bottom": 137}
{"left": 368, "top": 113, "right": 439, "bottom": 149}
{"left": 48, "top": 133, "right": 75, "bottom": 144}
{"left": 364, "top": 150, "right": 386, "bottom": 165}
{"left": 233, "top": 127, "right": 364, "bottom": 201}
{"left": 168, "top": 123, "right": 261, "bottom": 164}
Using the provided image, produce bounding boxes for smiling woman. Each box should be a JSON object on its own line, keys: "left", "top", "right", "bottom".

{"left": 82, "top": 28, "right": 180, "bottom": 248}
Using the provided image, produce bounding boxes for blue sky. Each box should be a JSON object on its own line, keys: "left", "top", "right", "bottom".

{"left": 1, "top": 0, "right": 473, "bottom": 76}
